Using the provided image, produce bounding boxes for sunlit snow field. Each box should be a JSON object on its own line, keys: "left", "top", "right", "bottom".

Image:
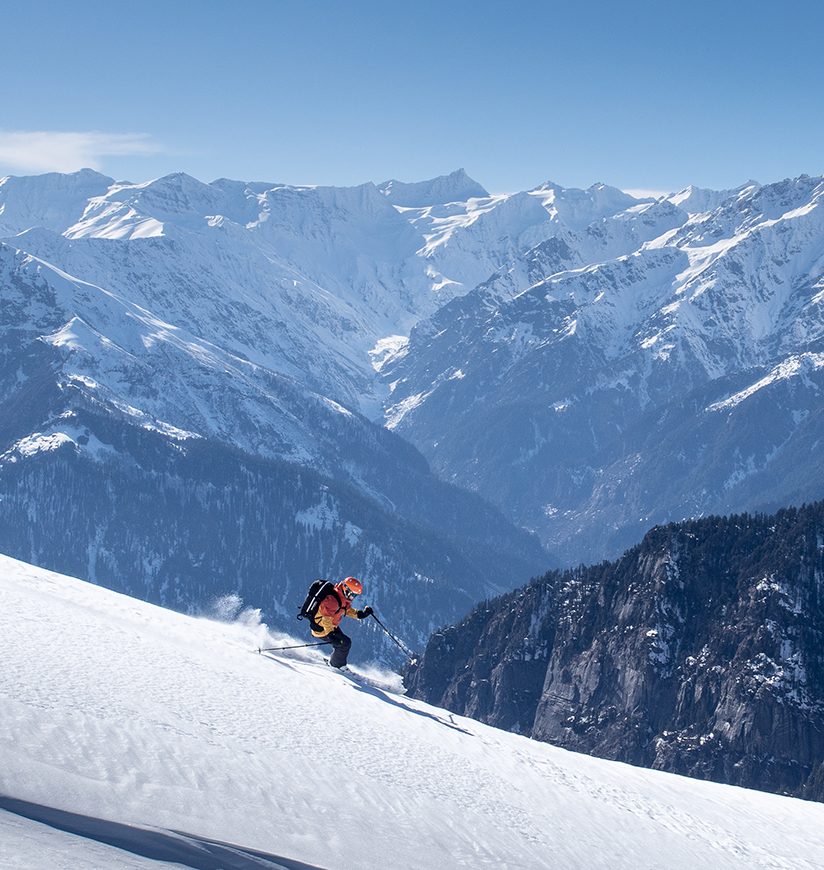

{"left": 1, "top": 553, "right": 823, "bottom": 869}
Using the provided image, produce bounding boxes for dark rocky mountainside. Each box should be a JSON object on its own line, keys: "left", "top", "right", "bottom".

{"left": 406, "top": 503, "right": 824, "bottom": 800}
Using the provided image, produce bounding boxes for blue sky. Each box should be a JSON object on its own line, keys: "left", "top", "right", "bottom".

{"left": 2, "top": 0, "right": 822, "bottom": 194}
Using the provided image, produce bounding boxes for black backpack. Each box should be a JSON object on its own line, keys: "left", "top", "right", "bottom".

{"left": 297, "top": 579, "right": 336, "bottom": 623}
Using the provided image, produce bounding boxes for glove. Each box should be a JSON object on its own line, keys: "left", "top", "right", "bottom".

{"left": 357, "top": 606, "right": 374, "bottom": 619}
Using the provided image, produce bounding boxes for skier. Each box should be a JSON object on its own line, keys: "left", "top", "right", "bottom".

{"left": 307, "top": 576, "right": 373, "bottom": 669}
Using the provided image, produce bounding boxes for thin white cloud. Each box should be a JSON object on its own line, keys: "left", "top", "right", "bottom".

{"left": 0, "top": 130, "right": 163, "bottom": 173}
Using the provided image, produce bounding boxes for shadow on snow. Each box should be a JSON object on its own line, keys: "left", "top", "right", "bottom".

{"left": 0, "top": 795, "right": 327, "bottom": 870}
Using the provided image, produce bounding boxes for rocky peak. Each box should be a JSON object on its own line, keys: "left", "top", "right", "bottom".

{"left": 378, "top": 169, "right": 489, "bottom": 207}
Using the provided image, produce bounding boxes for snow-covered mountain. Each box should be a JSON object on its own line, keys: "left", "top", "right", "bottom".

{"left": 0, "top": 168, "right": 113, "bottom": 237}
{"left": 0, "top": 169, "right": 553, "bottom": 660}
{"left": 3, "top": 553, "right": 823, "bottom": 869}
{"left": 384, "top": 174, "right": 824, "bottom": 562}
{"left": 4, "top": 165, "right": 824, "bottom": 634}
{"left": 0, "top": 254, "right": 547, "bottom": 662}
{"left": 1, "top": 169, "right": 661, "bottom": 411}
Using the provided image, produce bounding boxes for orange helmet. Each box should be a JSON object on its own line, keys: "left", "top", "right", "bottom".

{"left": 341, "top": 576, "right": 363, "bottom": 597}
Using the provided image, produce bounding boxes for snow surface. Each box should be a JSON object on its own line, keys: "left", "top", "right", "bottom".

{"left": 0, "top": 805, "right": 185, "bottom": 870}
{"left": 2, "top": 553, "right": 824, "bottom": 869}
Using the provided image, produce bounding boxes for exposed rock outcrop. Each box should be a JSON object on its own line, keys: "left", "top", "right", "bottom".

{"left": 406, "top": 504, "right": 824, "bottom": 800}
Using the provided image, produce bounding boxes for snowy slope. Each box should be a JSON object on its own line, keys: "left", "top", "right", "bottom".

{"left": 0, "top": 807, "right": 186, "bottom": 870}
{"left": 378, "top": 168, "right": 489, "bottom": 207}
{"left": 2, "top": 553, "right": 823, "bottom": 870}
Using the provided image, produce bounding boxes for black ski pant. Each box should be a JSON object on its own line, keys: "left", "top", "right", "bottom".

{"left": 325, "top": 627, "right": 352, "bottom": 668}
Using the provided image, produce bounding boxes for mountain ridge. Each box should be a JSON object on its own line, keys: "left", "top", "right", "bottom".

{"left": 383, "top": 173, "right": 824, "bottom": 562}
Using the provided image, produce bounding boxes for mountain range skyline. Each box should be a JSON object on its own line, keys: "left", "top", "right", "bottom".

{"left": 0, "top": 163, "right": 725, "bottom": 203}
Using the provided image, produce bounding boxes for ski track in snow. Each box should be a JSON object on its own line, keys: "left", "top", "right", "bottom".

{"left": 1, "top": 553, "right": 824, "bottom": 869}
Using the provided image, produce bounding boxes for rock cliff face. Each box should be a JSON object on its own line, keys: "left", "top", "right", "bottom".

{"left": 406, "top": 503, "right": 824, "bottom": 800}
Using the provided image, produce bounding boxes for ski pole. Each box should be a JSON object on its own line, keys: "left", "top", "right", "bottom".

{"left": 257, "top": 641, "right": 331, "bottom": 653}
{"left": 369, "top": 613, "right": 417, "bottom": 662}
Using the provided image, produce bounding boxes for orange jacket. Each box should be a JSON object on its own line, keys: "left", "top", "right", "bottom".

{"left": 310, "top": 583, "right": 359, "bottom": 637}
